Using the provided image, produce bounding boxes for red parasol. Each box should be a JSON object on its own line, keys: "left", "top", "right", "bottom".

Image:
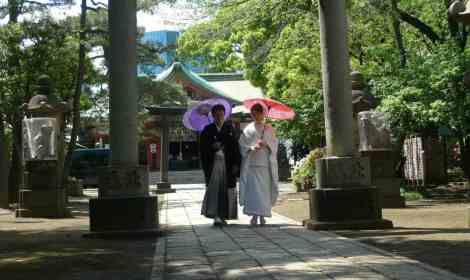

{"left": 243, "top": 97, "right": 295, "bottom": 120}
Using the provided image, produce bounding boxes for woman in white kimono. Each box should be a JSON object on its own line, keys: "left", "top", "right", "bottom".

{"left": 239, "top": 103, "right": 279, "bottom": 226}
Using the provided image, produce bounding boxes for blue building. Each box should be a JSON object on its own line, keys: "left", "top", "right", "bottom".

{"left": 138, "top": 30, "right": 206, "bottom": 76}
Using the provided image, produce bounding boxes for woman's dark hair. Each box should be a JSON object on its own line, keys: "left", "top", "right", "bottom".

{"left": 211, "top": 104, "right": 225, "bottom": 115}
{"left": 251, "top": 103, "right": 264, "bottom": 113}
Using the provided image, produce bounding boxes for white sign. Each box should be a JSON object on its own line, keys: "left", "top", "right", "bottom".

{"left": 150, "top": 143, "right": 157, "bottom": 154}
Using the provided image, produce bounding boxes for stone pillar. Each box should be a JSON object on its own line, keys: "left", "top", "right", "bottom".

{"left": 318, "top": 0, "right": 353, "bottom": 158}
{"left": 303, "top": 0, "right": 392, "bottom": 230}
{"left": 109, "top": 0, "right": 138, "bottom": 166}
{"left": 156, "top": 115, "right": 174, "bottom": 193}
{"left": 87, "top": 0, "right": 158, "bottom": 236}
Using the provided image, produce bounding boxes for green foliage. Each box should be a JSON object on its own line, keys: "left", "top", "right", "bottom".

{"left": 178, "top": 0, "right": 322, "bottom": 148}
{"left": 291, "top": 148, "right": 324, "bottom": 192}
{"left": 0, "top": 18, "right": 85, "bottom": 119}
{"left": 137, "top": 77, "right": 188, "bottom": 107}
{"left": 179, "top": 0, "right": 470, "bottom": 154}
{"left": 370, "top": 43, "right": 470, "bottom": 138}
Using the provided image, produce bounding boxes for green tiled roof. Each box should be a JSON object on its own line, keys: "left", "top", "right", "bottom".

{"left": 156, "top": 62, "right": 240, "bottom": 104}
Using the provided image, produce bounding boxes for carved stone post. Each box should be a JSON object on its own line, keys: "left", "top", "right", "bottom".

{"left": 87, "top": 0, "right": 158, "bottom": 236}
{"left": 303, "top": 0, "right": 392, "bottom": 230}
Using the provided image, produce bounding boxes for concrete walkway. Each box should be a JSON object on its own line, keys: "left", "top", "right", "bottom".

{"left": 151, "top": 184, "right": 468, "bottom": 280}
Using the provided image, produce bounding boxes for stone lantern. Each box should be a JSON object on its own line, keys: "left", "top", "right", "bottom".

{"left": 351, "top": 71, "right": 405, "bottom": 208}
{"left": 351, "top": 71, "right": 377, "bottom": 154}
{"left": 146, "top": 102, "right": 186, "bottom": 193}
{"left": 17, "top": 75, "right": 71, "bottom": 218}
{"left": 449, "top": 0, "right": 470, "bottom": 25}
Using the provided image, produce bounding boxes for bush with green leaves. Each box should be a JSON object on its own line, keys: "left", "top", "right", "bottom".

{"left": 291, "top": 148, "right": 324, "bottom": 192}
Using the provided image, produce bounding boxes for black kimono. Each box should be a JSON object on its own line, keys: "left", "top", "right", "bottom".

{"left": 200, "top": 121, "right": 241, "bottom": 219}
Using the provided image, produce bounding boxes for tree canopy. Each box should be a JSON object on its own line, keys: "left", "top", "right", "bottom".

{"left": 178, "top": 0, "right": 470, "bottom": 150}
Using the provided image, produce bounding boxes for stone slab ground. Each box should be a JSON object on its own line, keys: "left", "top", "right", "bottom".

{"left": 273, "top": 191, "right": 470, "bottom": 279}
{"left": 0, "top": 184, "right": 468, "bottom": 280}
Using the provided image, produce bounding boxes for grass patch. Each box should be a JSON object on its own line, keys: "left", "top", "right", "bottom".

{"left": 402, "top": 191, "right": 424, "bottom": 201}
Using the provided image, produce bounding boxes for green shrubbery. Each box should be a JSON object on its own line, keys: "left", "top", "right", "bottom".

{"left": 291, "top": 148, "right": 324, "bottom": 192}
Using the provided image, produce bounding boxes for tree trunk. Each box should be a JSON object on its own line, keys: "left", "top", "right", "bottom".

{"left": 8, "top": 114, "right": 23, "bottom": 204}
{"left": 459, "top": 137, "right": 470, "bottom": 181}
{"left": 391, "top": 0, "right": 406, "bottom": 67}
{"left": 8, "top": 0, "right": 20, "bottom": 23}
{"left": 0, "top": 114, "right": 9, "bottom": 208}
{"left": 62, "top": 0, "right": 87, "bottom": 187}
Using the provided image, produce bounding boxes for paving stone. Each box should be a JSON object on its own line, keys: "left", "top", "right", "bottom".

{"left": 150, "top": 184, "right": 468, "bottom": 280}
{"left": 165, "top": 265, "right": 216, "bottom": 280}
{"left": 215, "top": 266, "right": 271, "bottom": 280}
{"left": 165, "top": 254, "right": 208, "bottom": 263}
{"left": 166, "top": 258, "right": 211, "bottom": 269}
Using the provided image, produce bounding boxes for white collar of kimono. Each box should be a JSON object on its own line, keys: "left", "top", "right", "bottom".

{"left": 215, "top": 120, "right": 224, "bottom": 131}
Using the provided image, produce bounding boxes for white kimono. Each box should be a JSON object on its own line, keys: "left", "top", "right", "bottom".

{"left": 239, "top": 122, "right": 279, "bottom": 217}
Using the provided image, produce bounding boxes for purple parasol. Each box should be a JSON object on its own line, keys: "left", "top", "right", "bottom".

{"left": 183, "top": 98, "right": 232, "bottom": 131}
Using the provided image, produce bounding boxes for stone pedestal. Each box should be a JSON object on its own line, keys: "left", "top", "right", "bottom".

{"left": 85, "top": 0, "right": 160, "bottom": 238}
{"left": 87, "top": 165, "right": 159, "bottom": 236}
{"left": 156, "top": 182, "right": 174, "bottom": 194}
{"left": 305, "top": 188, "right": 393, "bottom": 230}
{"left": 0, "top": 192, "right": 7, "bottom": 209}
{"left": 303, "top": 157, "right": 393, "bottom": 230}
{"left": 89, "top": 196, "right": 158, "bottom": 234}
{"left": 16, "top": 160, "right": 70, "bottom": 218}
{"left": 361, "top": 150, "right": 405, "bottom": 208}
{"left": 16, "top": 189, "right": 69, "bottom": 218}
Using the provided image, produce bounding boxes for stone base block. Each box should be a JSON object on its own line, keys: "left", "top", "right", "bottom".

{"left": 316, "top": 157, "right": 371, "bottom": 188}
{"left": 97, "top": 165, "right": 149, "bottom": 197}
{"left": 303, "top": 218, "right": 393, "bottom": 230}
{"left": 381, "top": 195, "right": 406, "bottom": 208}
{"left": 16, "top": 189, "right": 70, "bottom": 218}
{"left": 83, "top": 229, "right": 163, "bottom": 239}
{"left": 374, "top": 178, "right": 401, "bottom": 195}
{"left": 24, "top": 160, "right": 58, "bottom": 189}
{"left": 67, "top": 186, "right": 84, "bottom": 197}
{"left": 89, "top": 196, "right": 158, "bottom": 233}
{"left": 155, "top": 182, "right": 175, "bottom": 194}
{"left": 0, "top": 191, "right": 8, "bottom": 209}
{"left": 373, "top": 178, "right": 406, "bottom": 208}
{"left": 304, "top": 187, "right": 393, "bottom": 230}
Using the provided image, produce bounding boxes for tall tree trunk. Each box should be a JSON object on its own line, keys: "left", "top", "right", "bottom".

{"left": 391, "top": 0, "right": 406, "bottom": 67}
{"left": 8, "top": 0, "right": 20, "bottom": 23}
{"left": 8, "top": 114, "right": 22, "bottom": 204}
{"left": 0, "top": 112, "right": 9, "bottom": 208}
{"left": 62, "top": 0, "right": 87, "bottom": 186}
{"left": 6, "top": 0, "right": 22, "bottom": 204}
{"left": 459, "top": 137, "right": 470, "bottom": 181}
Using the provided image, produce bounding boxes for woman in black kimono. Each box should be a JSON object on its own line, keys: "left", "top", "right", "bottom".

{"left": 200, "top": 104, "right": 241, "bottom": 226}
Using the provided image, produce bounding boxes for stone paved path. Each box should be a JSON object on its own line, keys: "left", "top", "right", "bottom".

{"left": 151, "top": 184, "right": 468, "bottom": 280}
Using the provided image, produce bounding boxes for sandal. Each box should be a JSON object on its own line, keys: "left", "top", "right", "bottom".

{"left": 250, "top": 216, "right": 258, "bottom": 226}
{"left": 260, "top": 216, "right": 266, "bottom": 226}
